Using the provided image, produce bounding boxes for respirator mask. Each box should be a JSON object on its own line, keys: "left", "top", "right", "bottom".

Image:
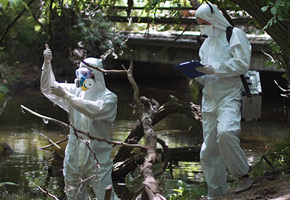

{"left": 74, "top": 67, "right": 94, "bottom": 91}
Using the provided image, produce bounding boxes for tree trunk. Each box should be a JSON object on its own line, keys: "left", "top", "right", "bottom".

{"left": 229, "top": 0, "right": 290, "bottom": 80}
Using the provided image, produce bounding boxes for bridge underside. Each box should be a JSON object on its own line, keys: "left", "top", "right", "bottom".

{"left": 114, "top": 32, "right": 282, "bottom": 76}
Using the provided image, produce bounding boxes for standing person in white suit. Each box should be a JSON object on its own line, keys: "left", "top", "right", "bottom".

{"left": 41, "top": 44, "right": 118, "bottom": 200}
{"left": 194, "top": 3, "right": 253, "bottom": 199}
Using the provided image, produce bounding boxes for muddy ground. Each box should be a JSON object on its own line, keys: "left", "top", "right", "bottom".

{"left": 214, "top": 176, "right": 290, "bottom": 200}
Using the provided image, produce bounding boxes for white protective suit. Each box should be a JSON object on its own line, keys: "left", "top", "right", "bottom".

{"left": 195, "top": 3, "right": 252, "bottom": 199}
{"left": 41, "top": 55, "right": 118, "bottom": 200}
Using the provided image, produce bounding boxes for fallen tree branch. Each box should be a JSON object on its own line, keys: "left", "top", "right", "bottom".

{"left": 21, "top": 104, "right": 148, "bottom": 150}
{"left": 134, "top": 97, "right": 166, "bottom": 200}
{"left": 113, "top": 153, "right": 145, "bottom": 181}
{"left": 124, "top": 61, "right": 141, "bottom": 115}
{"left": 156, "top": 137, "right": 169, "bottom": 172}
{"left": 38, "top": 186, "right": 59, "bottom": 200}
{"left": 38, "top": 138, "right": 68, "bottom": 150}
{"left": 39, "top": 132, "right": 62, "bottom": 150}
{"left": 114, "top": 95, "right": 202, "bottom": 163}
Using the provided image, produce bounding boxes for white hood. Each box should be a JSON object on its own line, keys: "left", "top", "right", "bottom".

{"left": 79, "top": 57, "right": 106, "bottom": 91}
{"left": 195, "top": 3, "right": 232, "bottom": 32}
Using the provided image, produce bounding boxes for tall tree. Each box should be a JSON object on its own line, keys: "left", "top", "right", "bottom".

{"left": 226, "top": 0, "right": 290, "bottom": 81}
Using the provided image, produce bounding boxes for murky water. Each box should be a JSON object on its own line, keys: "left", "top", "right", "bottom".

{"left": 0, "top": 79, "right": 288, "bottom": 199}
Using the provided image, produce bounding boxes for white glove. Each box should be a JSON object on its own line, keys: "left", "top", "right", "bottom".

{"left": 196, "top": 65, "right": 215, "bottom": 75}
{"left": 43, "top": 44, "right": 52, "bottom": 64}
{"left": 51, "top": 84, "right": 66, "bottom": 98}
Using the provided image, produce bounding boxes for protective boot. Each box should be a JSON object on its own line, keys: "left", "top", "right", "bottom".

{"left": 235, "top": 176, "right": 253, "bottom": 194}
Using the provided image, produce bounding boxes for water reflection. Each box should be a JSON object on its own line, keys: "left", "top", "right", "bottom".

{"left": 0, "top": 79, "right": 288, "bottom": 199}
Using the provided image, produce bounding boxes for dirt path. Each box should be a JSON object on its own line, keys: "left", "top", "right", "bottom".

{"left": 214, "top": 176, "right": 290, "bottom": 200}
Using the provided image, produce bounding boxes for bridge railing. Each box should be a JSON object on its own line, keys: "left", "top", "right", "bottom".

{"left": 105, "top": 6, "right": 254, "bottom": 26}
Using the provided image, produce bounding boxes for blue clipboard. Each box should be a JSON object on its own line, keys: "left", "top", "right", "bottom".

{"left": 174, "top": 60, "right": 205, "bottom": 79}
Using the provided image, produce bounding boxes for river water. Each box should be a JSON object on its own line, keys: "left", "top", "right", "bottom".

{"left": 0, "top": 78, "right": 288, "bottom": 199}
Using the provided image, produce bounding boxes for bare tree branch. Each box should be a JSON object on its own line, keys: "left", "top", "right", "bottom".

{"left": 38, "top": 186, "right": 59, "bottom": 200}
{"left": 135, "top": 97, "right": 167, "bottom": 200}
{"left": 125, "top": 61, "right": 142, "bottom": 115}
{"left": 39, "top": 132, "right": 62, "bottom": 150}
{"left": 81, "top": 59, "right": 127, "bottom": 74}
{"left": 21, "top": 105, "right": 69, "bottom": 128}
{"left": 38, "top": 138, "right": 68, "bottom": 150}
{"left": 20, "top": 105, "right": 148, "bottom": 150}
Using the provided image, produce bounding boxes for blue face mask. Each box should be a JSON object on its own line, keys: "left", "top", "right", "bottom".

{"left": 75, "top": 77, "right": 95, "bottom": 91}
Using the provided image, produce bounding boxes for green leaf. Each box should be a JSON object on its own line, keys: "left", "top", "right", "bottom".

{"left": 21, "top": 0, "right": 31, "bottom": 13}
{"left": 261, "top": 6, "right": 269, "bottom": 12}
{"left": 271, "top": 6, "right": 277, "bottom": 15}
{"left": 0, "top": 182, "right": 18, "bottom": 187}
{"left": 0, "top": 85, "right": 9, "bottom": 93}
{"left": 278, "top": 15, "right": 284, "bottom": 21}
{"left": 0, "top": 0, "right": 9, "bottom": 10}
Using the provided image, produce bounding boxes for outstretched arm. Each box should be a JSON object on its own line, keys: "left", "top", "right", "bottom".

{"left": 40, "top": 44, "right": 75, "bottom": 112}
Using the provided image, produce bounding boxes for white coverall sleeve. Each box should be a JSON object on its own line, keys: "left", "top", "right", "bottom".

{"left": 213, "top": 29, "right": 251, "bottom": 77}
{"left": 64, "top": 93, "right": 117, "bottom": 121}
{"left": 195, "top": 38, "right": 209, "bottom": 85}
{"left": 40, "top": 62, "right": 75, "bottom": 112}
{"left": 195, "top": 75, "right": 206, "bottom": 85}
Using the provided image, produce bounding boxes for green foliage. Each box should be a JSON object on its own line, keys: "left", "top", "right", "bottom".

{"left": 0, "top": 0, "right": 45, "bottom": 63}
{"left": 0, "top": 63, "right": 21, "bottom": 103}
{"left": 204, "top": 0, "right": 243, "bottom": 13}
{"left": 0, "top": 182, "right": 18, "bottom": 187}
{"left": 0, "top": 64, "right": 22, "bottom": 89}
{"left": 189, "top": 80, "right": 201, "bottom": 104}
{"left": 250, "top": 133, "right": 290, "bottom": 179}
{"left": 0, "top": 85, "right": 9, "bottom": 105}
{"left": 73, "top": 2, "right": 126, "bottom": 56}
{"left": 261, "top": 0, "right": 290, "bottom": 29}
{"left": 265, "top": 42, "right": 282, "bottom": 69}
{"left": 0, "top": 190, "right": 46, "bottom": 200}
{"left": 264, "top": 42, "right": 289, "bottom": 82}
{"left": 167, "top": 180, "right": 207, "bottom": 200}
{"left": 0, "top": 0, "right": 28, "bottom": 12}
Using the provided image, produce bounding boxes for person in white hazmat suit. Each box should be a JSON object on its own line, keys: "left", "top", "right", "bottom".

{"left": 194, "top": 3, "right": 253, "bottom": 199}
{"left": 41, "top": 44, "right": 118, "bottom": 200}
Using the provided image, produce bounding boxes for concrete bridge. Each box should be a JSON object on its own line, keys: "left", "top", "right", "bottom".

{"left": 114, "top": 31, "right": 282, "bottom": 79}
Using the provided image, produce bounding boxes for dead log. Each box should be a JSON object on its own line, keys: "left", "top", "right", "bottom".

{"left": 134, "top": 97, "right": 166, "bottom": 200}
{"left": 112, "top": 154, "right": 145, "bottom": 181}
{"left": 112, "top": 146, "right": 200, "bottom": 181}
{"left": 0, "top": 142, "right": 14, "bottom": 156}
{"left": 158, "top": 146, "right": 200, "bottom": 162}
{"left": 113, "top": 95, "right": 202, "bottom": 163}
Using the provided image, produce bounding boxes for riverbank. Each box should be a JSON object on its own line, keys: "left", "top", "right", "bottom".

{"left": 213, "top": 175, "right": 290, "bottom": 200}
